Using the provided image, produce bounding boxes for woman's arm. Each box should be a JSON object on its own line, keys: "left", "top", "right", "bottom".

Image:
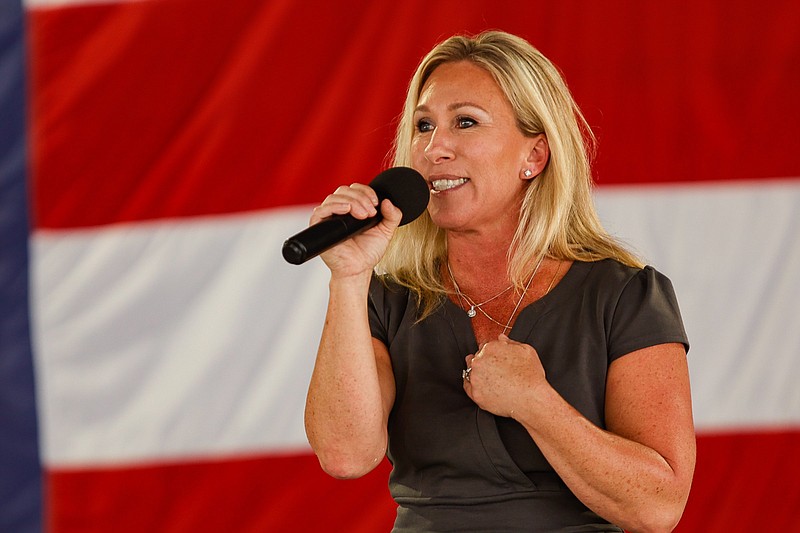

{"left": 304, "top": 274, "right": 396, "bottom": 479}
{"left": 466, "top": 339, "right": 695, "bottom": 533}
{"left": 303, "top": 186, "right": 401, "bottom": 479}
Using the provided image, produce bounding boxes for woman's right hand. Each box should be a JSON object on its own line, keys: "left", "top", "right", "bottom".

{"left": 310, "top": 183, "right": 403, "bottom": 278}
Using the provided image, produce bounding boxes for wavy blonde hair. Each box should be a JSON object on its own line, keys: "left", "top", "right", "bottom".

{"left": 378, "top": 30, "right": 642, "bottom": 317}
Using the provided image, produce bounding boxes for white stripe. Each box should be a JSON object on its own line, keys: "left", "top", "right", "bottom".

{"left": 596, "top": 179, "right": 800, "bottom": 430}
{"left": 32, "top": 208, "right": 327, "bottom": 466}
{"left": 33, "top": 181, "right": 800, "bottom": 466}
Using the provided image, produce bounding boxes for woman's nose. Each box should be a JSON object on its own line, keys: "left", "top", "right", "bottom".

{"left": 424, "top": 128, "right": 455, "bottom": 164}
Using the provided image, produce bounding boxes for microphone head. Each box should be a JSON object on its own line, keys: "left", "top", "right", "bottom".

{"left": 370, "top": 167, "right": 430, "bottom": 226}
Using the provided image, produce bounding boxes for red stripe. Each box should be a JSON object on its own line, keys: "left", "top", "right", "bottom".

{"left": 29, "top": 1, "right": 800, "bottom": 229}
{"left": 46, "top": 430, "right": 800, "bottom": 532}
{"left": 47, "top": 453, "right": 395, "bottom": 533}
{"left": 678, "top": 429, "right": 800, "bottom": 531}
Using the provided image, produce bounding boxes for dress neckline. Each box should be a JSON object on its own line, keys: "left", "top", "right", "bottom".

{"left": 442, "top": 260, "right": 593, "bottom": 350}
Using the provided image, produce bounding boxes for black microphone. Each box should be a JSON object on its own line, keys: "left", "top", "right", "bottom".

{"left": 282, "top": 167, "right": 430, "bottom": 265}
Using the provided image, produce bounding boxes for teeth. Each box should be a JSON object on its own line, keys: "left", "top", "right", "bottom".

{"left": 431, "top": 178, "right": 469, "bottom": 192}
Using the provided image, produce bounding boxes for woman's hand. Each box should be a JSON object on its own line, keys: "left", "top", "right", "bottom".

{"left": 463, "top": 334, "right": 548, "bottom": 418}
{"left": 310, "top": 183, "right": 403, "bottom": 278}
{"left": 466, "top": 338, "right": 695, "bottom": 531}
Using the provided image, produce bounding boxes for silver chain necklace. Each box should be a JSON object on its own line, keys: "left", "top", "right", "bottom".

{"left": 446, "top": 262, "right": 513, "bottom": 318}
{"left": 447, "top": 255, "right": 545, "bottom": 332}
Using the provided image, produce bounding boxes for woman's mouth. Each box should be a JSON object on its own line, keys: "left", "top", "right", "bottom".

{"left": 430, "top": 177, "right": 469, "bottom": 193}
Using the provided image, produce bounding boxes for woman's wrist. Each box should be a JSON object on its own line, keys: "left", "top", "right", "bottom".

{"left": 328, "top": 269, "right": 374, "bottom": 294}
{"left": 512, "top": 379, "right": 561, "bottom": 429}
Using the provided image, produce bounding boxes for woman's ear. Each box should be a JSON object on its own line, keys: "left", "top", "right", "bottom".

{"left": 522, "top": 134, "right": 550, "bottom": 180}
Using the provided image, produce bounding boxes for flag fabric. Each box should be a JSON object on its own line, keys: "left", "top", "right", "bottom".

{"left": 0, "top": 1, "right": 42, "bottom": 531}
{"left": 2, "top": 0, "right": 800, "bottom": 531}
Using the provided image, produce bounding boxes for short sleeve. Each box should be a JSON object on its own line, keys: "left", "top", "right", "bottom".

{"left": 368, "top": 275, "right": 389, "bottom": 345}
{"left": 607, "top": 266, "right": 689, "bottom": 361}
{"left": 368, "top": 274, "right": 414, "bottom": 347}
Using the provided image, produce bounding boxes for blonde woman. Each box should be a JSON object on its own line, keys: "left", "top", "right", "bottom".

{"left": 304, "top": 31, "right": 695, "bottom": 533}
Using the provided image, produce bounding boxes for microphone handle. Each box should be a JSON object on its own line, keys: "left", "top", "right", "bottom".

{"left": 281, "top": 213, "right": 381, "bottom": 265}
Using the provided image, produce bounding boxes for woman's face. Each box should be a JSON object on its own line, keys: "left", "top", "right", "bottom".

{"left": 411, "top": 60, "right": 541, "bottom": 235}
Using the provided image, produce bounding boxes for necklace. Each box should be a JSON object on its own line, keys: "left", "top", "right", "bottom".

{"left": 446, "top": 263, "right": 513, "bottom": 318}
{"left": 448, "top": 255, "right": 545, "bottom": 332}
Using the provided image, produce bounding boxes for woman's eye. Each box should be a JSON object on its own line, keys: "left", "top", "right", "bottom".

{"left": 456, "top": 116, "right": 477, "bottom": 128}
{"left": 416, "top": 119, "right": 434, "bottom": 133}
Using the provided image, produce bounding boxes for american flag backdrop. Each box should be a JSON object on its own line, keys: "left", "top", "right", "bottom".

{"left": 2, "top": 0, "right": 800, "bottom": 531}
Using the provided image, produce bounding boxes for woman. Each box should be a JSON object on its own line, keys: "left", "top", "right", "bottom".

{"left": 304, "top": 31, "right": 695, "bottom": 533}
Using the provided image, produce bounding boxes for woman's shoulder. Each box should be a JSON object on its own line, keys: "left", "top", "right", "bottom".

{"left": 573, "top": 258, "right": 678, "bottom": 302}
{"left": 578, "top": 258, "right": 668, "bottom": 284}
{"left": 369, "top": 273, "right": 414, "bottom": 311}
{"left": 577, "top": 260, "right": 688, "bottom": 357}
{"left": 368, "top": 273, "right": 424, "bottom": 344}
{"left": 370, "top": 272, "right": 409, "bottom": 295}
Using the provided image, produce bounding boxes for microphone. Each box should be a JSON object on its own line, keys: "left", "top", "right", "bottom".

{"left": 282, "top": 167, "right": 430, "bottom": 265}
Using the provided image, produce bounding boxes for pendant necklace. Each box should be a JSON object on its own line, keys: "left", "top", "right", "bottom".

{"left": 446, "top": 262, "right": 513, "bottom": 318}
{"left": 448, "top": 255, "right": 545, "bottom": 331}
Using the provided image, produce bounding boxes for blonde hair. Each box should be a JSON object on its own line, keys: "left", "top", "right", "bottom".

{"left": 378, "top": 30, "right": 642, "bottom": 317}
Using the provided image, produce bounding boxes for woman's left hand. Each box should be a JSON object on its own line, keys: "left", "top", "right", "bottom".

{"left": 463, "top": 334, "right": 548, "bottom": 418}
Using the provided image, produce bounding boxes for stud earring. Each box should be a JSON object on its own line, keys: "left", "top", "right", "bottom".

{"left": 523, "top": 169, "right": 533, "bottom": 178}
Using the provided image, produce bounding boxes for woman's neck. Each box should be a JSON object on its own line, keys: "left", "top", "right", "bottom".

{"left": 445, "top": 228, "right": 516, "bottom": 291}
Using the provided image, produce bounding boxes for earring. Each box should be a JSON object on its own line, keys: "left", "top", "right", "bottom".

{"left": 523, "top": 169, "right": 533, "bottom": 178}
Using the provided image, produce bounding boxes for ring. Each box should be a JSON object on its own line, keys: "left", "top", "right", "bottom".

{"left": 462, "top": 367, "right": 472, "bottom": 382}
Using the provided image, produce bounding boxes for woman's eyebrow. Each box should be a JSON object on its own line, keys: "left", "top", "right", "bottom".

{"left": 413, "top": 102, "right": 490, "bottom": 114}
